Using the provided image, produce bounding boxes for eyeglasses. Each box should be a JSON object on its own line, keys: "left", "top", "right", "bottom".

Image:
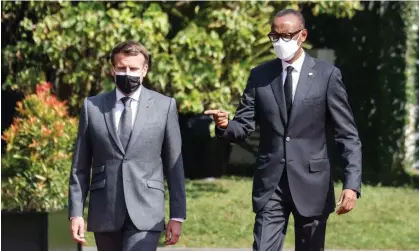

{"left": 267, "top": 29, "right": 303, "bottom": 43}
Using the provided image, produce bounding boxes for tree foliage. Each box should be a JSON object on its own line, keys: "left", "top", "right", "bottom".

{"left": 1, "top": 1, "right": 362, "bottom": 114}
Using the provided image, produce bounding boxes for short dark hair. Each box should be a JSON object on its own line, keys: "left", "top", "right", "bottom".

{"left": 274, "top": 9, "right": 305, "bottom": 28}
{"left": 110, "top": 41, "right": 150, "bottom": 66}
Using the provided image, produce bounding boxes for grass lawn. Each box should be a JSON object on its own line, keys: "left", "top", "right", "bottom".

{"left": 84, "top": 176, "right": 419, "bottom": 249}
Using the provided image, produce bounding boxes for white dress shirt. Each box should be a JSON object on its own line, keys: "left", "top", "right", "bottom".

{"left": 115, "top": 87, "right": 141, "bottom": 129}
{"left": 281, "top": 50, "right": 306, "bottom": 102}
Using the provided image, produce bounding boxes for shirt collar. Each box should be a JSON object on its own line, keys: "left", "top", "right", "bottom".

{"left": 115, "top": 85, "right": 142, "bottom": 103}
{"left": 281, "top": 50, "right": 306, "bottom": 73}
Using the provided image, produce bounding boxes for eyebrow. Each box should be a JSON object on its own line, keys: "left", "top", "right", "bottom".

{"left": 271, "top": 28, "right": 293, "bottom": 33}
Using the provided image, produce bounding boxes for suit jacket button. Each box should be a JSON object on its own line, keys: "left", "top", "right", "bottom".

{"left": 280, "top": 159, "right": 286, "bottom": 164}
{"left": 285, "top": 137, "right": 290, "bottom": 142}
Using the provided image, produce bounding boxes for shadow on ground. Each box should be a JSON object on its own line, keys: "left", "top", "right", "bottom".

{"left": 185, "top": 181, "right": 228, "bottom": 199}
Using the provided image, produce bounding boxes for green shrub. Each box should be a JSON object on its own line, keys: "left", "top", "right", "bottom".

{"left": 1, "top": 1, "right": 362, "bottom": 115}
{"left": 1, "top": 82, "right": 78, "bottom": 212}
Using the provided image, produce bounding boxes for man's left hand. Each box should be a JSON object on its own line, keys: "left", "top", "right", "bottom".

{"left": 336, "top": 189, "right": 357, "bottom": 215}
{"left": 165, "top": 220, "right": 182, "bottom": 245}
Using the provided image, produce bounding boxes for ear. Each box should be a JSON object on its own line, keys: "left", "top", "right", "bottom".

{"left": 300, "top": 29, "right": 308, "bottom": 43}
{"left": 141, "top": 64, "right": 149, "bottom": 78}
{"left": 110, "top": 66, "right": 115, "bottom": 78}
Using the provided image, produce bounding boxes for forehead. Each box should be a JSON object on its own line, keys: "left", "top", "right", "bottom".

{"left": 114, "top": 53, "right": 145, "bottom": 67}
{"left": 272, "top": 14, "right": 301, "bottom": 32}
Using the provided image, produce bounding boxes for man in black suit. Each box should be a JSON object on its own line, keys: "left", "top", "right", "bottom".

{"left": 205, "top": 9, "right": 362, "bottom": 251}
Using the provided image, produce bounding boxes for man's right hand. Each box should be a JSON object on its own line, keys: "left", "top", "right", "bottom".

{"left": 204, "top": 109, "right": 229, "bottom": 129}
{"left": 70, "top": 217, "right": 86, "bottom": 244}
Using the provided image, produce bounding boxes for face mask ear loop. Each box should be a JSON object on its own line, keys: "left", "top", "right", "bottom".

{"left": 296, "top": 30, "right": 304, "bottom": 47}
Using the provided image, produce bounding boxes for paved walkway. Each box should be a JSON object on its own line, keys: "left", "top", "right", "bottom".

{"left": 81, "top": 247, "right": 417, "bottom": 251}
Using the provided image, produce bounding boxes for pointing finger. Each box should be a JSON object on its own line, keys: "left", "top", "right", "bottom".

{"left": 204, "top": 110, "right": 219, "bottom": 115}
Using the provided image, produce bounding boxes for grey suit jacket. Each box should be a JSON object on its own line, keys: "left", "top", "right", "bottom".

{"left": 217, "top": 54, "right": 362, "bottom": 217}
{"left": 68, "top": 87, "right": 186, "bottom": 232}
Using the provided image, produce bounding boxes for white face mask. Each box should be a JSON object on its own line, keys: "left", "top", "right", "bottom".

{"left": 272, "top": 32, "right": 301, "bottom": 61}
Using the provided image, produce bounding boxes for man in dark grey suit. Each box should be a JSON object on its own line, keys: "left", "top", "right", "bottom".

{"left": 68, "top": 41, "right": 186, "bottom": 251}
{"left": 205, "top": 9, "right": 362, "bottom": 251}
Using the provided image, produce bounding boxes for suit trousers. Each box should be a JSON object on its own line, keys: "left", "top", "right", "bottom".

{"left": 253, "top": 170, "right": 329, "bottom": 251}
{"left": 94, "top": 211, "right": 161, "bottom": 251}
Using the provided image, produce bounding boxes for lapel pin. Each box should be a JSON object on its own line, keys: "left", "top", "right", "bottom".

{"left": 146, "top": 104, "right": 149, "bottom": 108}
{"left": 308, "top": 72, "right": 313, "bottom": 76}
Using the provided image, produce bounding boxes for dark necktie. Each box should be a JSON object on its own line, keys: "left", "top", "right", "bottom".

{"left": 284, "top": 66, "right": 294, "bottom": 116}
{"left": 118, "top": 97, "right": 132, "bottom": 150}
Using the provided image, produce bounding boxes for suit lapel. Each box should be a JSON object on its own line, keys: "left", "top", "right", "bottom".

{"left": 103, "top": 89, "right": 126, "bottom": 154}
{"left": 269, "top": 59, "right": 288, "bottom": 126}
{"left": 125, "top": 87, "right": 154, "bottom": 153}
{"left": 288, "top": 55, "right": 317, "bottom": 126}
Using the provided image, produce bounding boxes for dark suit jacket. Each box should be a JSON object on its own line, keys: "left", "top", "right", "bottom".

{"left": 217, "top": 54, "right": 362, "bottom": 217}
{"left": 68, "top": 87, "right": 186, "bottom": 232}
